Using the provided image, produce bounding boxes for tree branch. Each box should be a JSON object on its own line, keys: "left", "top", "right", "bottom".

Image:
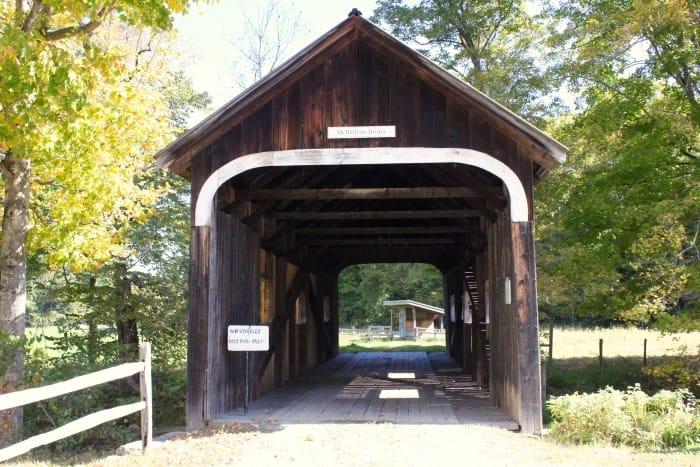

{"left": 43, "top": 3, "right": 115, "bottom": 41}
{"left": 684, "top": 149, "right": 699, "bottom": 159}
{"left": 14, "top": 0, "right": 25, "bottom": 28}
{"left": 21, "top": 0, "right": 48, "bottom": 33}
{"left": 678, "top": 216, "right": 700, "bottom": 263}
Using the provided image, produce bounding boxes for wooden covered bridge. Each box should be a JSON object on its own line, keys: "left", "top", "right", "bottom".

{"left": 156, "top": 13, "right": 566, "bottom": 435}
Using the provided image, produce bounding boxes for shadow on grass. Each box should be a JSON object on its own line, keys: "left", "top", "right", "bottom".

{"left": 545, "top": 355, "right": 699, "bottom": 398}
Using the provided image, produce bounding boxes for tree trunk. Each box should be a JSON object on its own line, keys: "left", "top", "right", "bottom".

{"left": 114, "top": 262, "right": 139, "bottom": 362}
{"left": 88, "top": 276, "right": 98, "bottom": 366}
{"left": 0, "top": 153, "right": 30, "bottom": 447}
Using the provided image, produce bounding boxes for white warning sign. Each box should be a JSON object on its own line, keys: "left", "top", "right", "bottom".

{"left": 227, "top": 325, "right": 269, "bottom": 351}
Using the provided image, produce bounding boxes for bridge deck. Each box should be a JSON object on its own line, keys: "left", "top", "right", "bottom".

{"left": 217, "top": 352, "right": 519, "bottom": 430}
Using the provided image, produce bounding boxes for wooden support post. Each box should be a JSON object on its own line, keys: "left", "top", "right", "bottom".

{"left": 187, "top": 226, "right": 211, "bottom": 430}
{"left": 599, "top": 338, "right": 604, "bottom": 368}
{"left": 139, "top": 343, "right": 152, "bottom": 450}
{"left": 643, "top": 338, "right": 647, "bottom": 366}
{"left": 412, "top": 307, "right": 417, "bottom": 340}
{"left": 511, "top": 221, "right": 542, "bottom": 435}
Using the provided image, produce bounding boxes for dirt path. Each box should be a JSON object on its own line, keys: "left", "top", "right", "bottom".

{"left": 99, "top": 422, "right": 697, "bottom": 466}
{"left": 6, "top": 351, "right": 699, "bottom": 466}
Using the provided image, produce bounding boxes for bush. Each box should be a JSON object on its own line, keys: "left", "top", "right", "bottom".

{"left": 545, "top": 358, "right": 646, "bottom": 396}
{"left": 548, "top": 386, "right": 700, "bottom": 450}
{"left": 22, "top": 348, "right": 141, "bottom": 453}
{"left": 642, "top": 347, "right": 700, "bottom": 397}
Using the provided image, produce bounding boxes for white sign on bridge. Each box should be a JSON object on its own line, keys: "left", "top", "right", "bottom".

{"left": 227, "top": 325, "right": 269, "bottom": 351}
{"left": 327, "top": 125, "right": 396, "bottom": 139}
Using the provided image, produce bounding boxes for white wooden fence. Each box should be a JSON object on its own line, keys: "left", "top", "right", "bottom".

{"left": 0, "top": 342, "right": 152, "bottom": 462}
{"left": 340, "top": 327, "right": 445, "bottom": 339}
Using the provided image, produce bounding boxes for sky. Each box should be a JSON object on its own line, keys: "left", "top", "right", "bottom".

{"left": 174, "top": 0, "right": 379, "bottom": 110}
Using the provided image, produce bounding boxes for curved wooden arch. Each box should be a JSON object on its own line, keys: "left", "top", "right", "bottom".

{"left": 194, "top": 147, "right": 529, "bottom": 226}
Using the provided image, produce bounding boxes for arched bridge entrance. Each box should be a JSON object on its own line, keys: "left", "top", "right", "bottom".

{"left": 155, "top": 13, "right": 566, "bottom": 435}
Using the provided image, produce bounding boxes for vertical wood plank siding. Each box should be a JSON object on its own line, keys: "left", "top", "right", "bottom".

{"left": 186, "top": 147, "right": 213, "bottom": 429}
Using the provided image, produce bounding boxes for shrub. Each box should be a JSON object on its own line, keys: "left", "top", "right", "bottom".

{"left": 642, "top": 347, "right": 700, "bottom": 397}
{"left": 548, "top": 386, "right": 700, "bottom": 450}
{"left": 545, "top": 358, "right": 646, "bottom": 396}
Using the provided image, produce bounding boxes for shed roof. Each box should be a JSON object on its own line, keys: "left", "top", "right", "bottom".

{"left": 383, "top": 300, "right": 444, "bottom": 316}
{"left": 156, "top": 14, "right": 567, "bottom": 175}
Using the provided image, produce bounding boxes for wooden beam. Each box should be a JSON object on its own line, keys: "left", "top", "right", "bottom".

{"left": 304, "top": 238, "right": 466, "bottom": 246}
{"left": 241, "top": 187, "right": 480, "bottom": 201}
{"left": 295, "top": 226, "right": 480, "bottom": 235}
{"left": 0, "top": 362, "right": 144, "bottom": 411}
{"left": 271, "top": 209, "right": 481, "bottom": 220}
{"left": 0, "top": 402, "right": 146, "bottom": 462}
{"left": 308, "top": 246, "right": 467, "bottom": 271}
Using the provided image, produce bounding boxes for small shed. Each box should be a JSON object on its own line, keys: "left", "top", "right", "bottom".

{"left": 383, "top": 299, "right": 444, "bottom": 337}
{"left": 156, "top": 12, "right": 566, "bottom": 434}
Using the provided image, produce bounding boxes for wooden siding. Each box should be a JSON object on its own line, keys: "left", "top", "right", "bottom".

{"left": 182, "top": 41, "right": 530, "bottom": 179}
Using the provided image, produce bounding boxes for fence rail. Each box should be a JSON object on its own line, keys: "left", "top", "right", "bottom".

{"left": 0, "top": 342, "right": 152, "bottom": 462}
{"left": 339, "top": 327, "right": 445, "bottom": 339}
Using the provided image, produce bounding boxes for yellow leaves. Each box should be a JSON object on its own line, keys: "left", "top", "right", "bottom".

{"left": 631, "top": 0, "right": 693, "bottom": 30}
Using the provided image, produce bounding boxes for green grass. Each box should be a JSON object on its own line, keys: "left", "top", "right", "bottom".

{"left": 543, "top": 326, "right": 700, "bottom": 399}
{"left": 339, "top": 333, "right": 445, "bottom": 353}
{"left": 545, "top": 326, "right": 700, "bottom": 361}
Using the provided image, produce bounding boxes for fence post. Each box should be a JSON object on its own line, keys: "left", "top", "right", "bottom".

{"left": 598, "top": 338, "right": 604, "bottom": 368}
{"left": 548, "top": 319, "right": 554, "bottom": 363}
{"left": 643, "top": 338, "right": 647, "bottom": 366}
{"left": 139, "top": 343, "right": 152, "bottom": 450}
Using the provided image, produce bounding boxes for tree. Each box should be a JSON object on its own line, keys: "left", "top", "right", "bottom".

{"left": 0, "top": 0, "right": 195, "bottom": 443}
{"left": 535, "top": 0, "right": 700, "bottom": 329}
{"left": 371, "top": 0, "right": 564, "bottom": 120}
{"left": 228, "top": 0, "right": 307, "bottom": 90}
{"left": 338, "top": 263, "right": 443, "bottom": 327}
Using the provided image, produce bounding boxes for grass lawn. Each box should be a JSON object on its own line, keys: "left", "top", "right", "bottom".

{"left": 546, "top": 326, "right": 700, "bottom": 361}
{"left": 339, "top": 333, "right": 446, "bottom": 353}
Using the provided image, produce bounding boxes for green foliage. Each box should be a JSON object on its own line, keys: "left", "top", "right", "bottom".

{"left": 546, "top": 358, "right": 641, "bottom": 395}
{"left": 152, "top": 367, "right": 187, "bottom": 427}
{"left": 4, "top": 10, "right": 209, "bottom": 445}
{"left": 546, "top": 355, "right": 700, "bottom": 400}
{"left": 21, "top": 344, "right": 140, "bottom": 451}
{"left": 372, "top": 0, "right": 564, "bottom": 120}
{"left": 338, "top": 263, "right": 443, "bottom": 327}
{"left": 642, "top": 347, "right": 700, "bottom": 396}
{"left": 536, "top": 0, "right": 700, "bottom": 330}
{"left": 548, "top": 386, "right": 700, "bottom": 450}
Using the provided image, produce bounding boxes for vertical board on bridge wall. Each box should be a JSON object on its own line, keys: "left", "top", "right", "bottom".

{"left": 186, "top": 145, "right": 214, "bottom": 430}
{"left": 485, "top": 209, "right": 519, "bottom": 418}
{"left": 211, "top": 212, "right": 261, "bottom": 418}
{"left": 512, "top": 221, "right": 543, "bottom": 434}
{"left": 187, "top": 225, "right": 210, "bottom": 429}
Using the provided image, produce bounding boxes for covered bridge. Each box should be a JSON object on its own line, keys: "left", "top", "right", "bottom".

{"left": 156, "top": 12, "right": 566, "bottom": 435}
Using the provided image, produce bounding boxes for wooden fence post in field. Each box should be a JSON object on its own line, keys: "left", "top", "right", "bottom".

{"left": 599, "top": 338, "right": 604, "bottom": 368}
{"left": 548, "top": 320, "right": 554, "bottom": 363}
{"left": 643, "top": 338, "right": 647, "bottom": 366}
{"left": 140, "top": 342, "right": 152, "bottom": 450}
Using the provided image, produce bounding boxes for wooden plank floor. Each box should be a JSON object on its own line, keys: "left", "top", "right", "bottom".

{"left": 218, "top": 352, "right": 519, "bottom": 430}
